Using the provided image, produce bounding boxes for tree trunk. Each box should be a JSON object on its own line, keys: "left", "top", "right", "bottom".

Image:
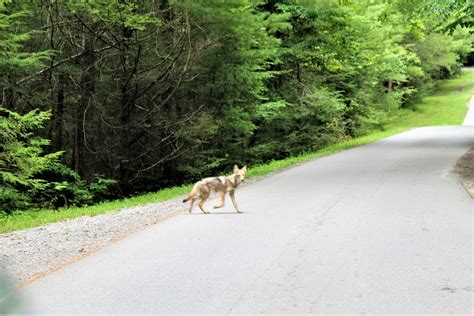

{"left": 388, "top": 79, "right": 393, "bottom": 94}
{"left": 74, "top": 27, "right": 96, "bottom": 181}
{"left": 52, "top": 72, "right": 65, "bottom": 152}
{"left": 117, "top": 24, "right": 135, "bottom": 190}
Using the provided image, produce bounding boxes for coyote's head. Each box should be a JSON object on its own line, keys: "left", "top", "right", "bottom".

{"left": 233, "top": 165, "right": 247, "bottom": 185}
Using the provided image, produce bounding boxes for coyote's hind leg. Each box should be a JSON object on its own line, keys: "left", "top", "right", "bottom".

{"left": 188, "top": 198, "right": 196, "bottom": 213}
{"left": 198, "top": 192, "right": 210, "bottom": 214}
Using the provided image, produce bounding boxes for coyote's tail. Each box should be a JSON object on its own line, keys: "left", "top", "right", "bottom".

{"left": 182, "top": 183, "right": 198, "bottom": 203}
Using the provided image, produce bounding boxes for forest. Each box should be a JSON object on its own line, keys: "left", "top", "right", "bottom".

{"left": 1, "top": 0, "right": 473, "bottom": 214}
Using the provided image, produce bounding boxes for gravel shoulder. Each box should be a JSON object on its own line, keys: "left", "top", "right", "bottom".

{"left": 456, "top": 93, "right": 474, "bottom": 197}
{"left": 454, "top": 147, "right": 474, "bottom": 198}
{"left": 0, "top": 196, "right": 186, "bottom": 286}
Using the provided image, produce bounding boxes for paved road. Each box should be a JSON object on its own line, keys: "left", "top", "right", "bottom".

{"left": 21, "top": 126, "right": 473, "bottom": 314}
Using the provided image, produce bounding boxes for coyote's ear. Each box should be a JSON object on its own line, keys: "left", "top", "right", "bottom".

{"left": 233, "top": 164, "right": 239, "bottom": 173}
{"left": 242, "top": 165, "right": 247, "bottom": 172}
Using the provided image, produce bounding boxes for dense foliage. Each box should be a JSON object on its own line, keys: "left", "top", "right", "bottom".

{"left": 0, "top": 0, "right": 473, "bottom": 213}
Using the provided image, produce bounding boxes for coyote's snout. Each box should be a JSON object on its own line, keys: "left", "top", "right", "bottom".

{"left": 183, "top": 165, "right": 247, "bottom": 214}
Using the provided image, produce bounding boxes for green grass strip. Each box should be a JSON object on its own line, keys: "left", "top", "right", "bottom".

{"left": 249, "top": 71, "right": 474, "bottom": 177}
{"left": 1, "top": 71, "right": 473, "bottom": 234}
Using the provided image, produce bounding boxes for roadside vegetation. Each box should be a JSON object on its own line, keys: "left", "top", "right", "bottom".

{"left": 1, "top": 1, "right": 473, "bottom": 232}
{"left": 1, "top": 70, "right": 473, "bottom": 234}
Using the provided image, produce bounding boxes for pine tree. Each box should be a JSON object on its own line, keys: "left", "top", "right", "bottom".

{"left": 0, "top": 2, "right": 60, "bottom": 213}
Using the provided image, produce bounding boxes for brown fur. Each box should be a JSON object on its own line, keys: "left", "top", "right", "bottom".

{"left": 183, "top": 165, "right": 247, "bottom": 214}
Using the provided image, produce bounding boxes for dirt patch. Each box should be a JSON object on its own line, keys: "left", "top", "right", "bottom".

{"left": 454, "top": 147, "right": 474, "bottom": 198}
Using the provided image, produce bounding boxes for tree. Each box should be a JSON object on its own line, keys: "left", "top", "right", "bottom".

{"left": 0, "top": 109, "right": 62, "bottom": 213}
{"left": 0, "top": 1, "right": 61, "bottom": 213}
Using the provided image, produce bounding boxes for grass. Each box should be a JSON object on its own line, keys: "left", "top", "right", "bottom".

{"left": 0, "top": 185, "right": 193, "bottom": 234}
{"left": 247, "top": 71, "right": 474, "bottom": 178}
{"left": 1, "top": 71, "right": 473, "bottom": 234}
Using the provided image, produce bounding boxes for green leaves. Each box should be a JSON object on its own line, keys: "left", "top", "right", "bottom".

{"left": 0, "top": 5, "right": 52, "bottom": 73}
{"left": 0, "top": 107, "right": 118, "bottom": 212}
{"left": 0, "top": 109, "right": 61, "bottom": 212}
{"left": 67, "top": 1, "right": 162, "bottom": 30}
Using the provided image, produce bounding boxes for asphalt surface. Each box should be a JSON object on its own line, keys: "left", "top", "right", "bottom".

{"left": 20, "top": 125, "right": 473, "bottom": 314}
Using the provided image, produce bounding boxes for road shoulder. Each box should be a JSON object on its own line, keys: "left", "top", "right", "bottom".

{"left": 454, "top": 147, "right": 474, "bottom": 198}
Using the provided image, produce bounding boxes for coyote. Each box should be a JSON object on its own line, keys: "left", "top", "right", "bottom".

{"left": 183, "top": 165, "right": 247, "bottom": 214}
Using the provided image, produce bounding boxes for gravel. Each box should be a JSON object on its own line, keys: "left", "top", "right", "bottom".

{"left": 454, "top": 147, "right": 474, "bottom": 198}
{"left": 0, "top": 195, "right": 187, "bottom": 286}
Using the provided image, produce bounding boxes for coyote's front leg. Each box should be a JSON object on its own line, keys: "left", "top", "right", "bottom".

{"left": 229, "top": 190, "right": 242, "bottom": 213}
